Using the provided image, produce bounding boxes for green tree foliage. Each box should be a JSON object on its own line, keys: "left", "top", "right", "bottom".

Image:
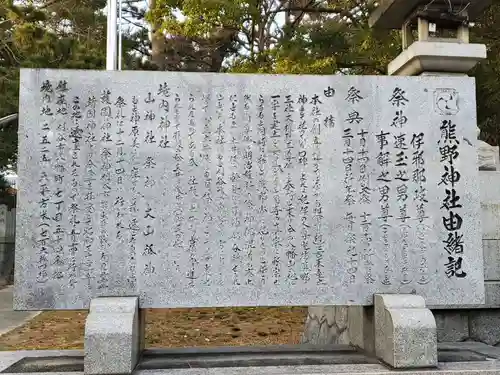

{"left": 147, "top": 0, "right": 398, "bottom": 73}
{"left": 146, "top": 0, "right": 500, "bottom": 145}
{"left": 0, "top": 0, "right": 108, "bottom": 169}
{"left": 2, "top": 0, "right": 500, "bottom": 173}
{"left": 471, "top": 2, "right": 500, "bottom": 146}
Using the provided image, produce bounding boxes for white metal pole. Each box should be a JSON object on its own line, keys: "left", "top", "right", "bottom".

{"left": 118, "top": 0, "right": 123, "bottom": 70}
{"left": 106, "top": 0, "right": 118, "bottom": 70}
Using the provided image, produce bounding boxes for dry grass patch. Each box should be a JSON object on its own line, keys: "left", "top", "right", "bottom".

{"left": 0, "top": 307, "right": 307, "bottom": 351}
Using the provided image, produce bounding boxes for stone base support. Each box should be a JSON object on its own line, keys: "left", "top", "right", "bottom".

{"left": 374, "top": 294, "right": 437, "bottom": 369}
{"left": 387, "top": 41, "right": 486, "bottom": 76}
{"left": 346, "top": 305, "right": 374, "bottom": 354}
{"left": 84, "top": 297, "right": 144, "bottom": 375}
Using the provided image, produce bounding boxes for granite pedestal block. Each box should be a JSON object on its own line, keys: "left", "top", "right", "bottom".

{"left": 84, "top": 297, "right": 143, "bottom": 375}
{"left": 374, "top": 294, "right": 437, "bottom": 369}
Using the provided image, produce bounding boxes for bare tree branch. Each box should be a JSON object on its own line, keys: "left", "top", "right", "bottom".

{"left": 236, "top": 37, "right": 252, "bottom": 52}
{"left": 122, "top": 16, "right": 145, "bottom": 30}
{"left": 272, "top": 6, "right": 346, "bottom": 14}
{"left": 290, "top": 0, "right": 315, "bottom": 30}
{"left": 337, "top": 60, "right": 386, "bottom": 74}
{"left": 38, "top": 0, "right": 60, "bottom": 10}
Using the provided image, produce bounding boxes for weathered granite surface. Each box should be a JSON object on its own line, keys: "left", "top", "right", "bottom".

{"left": 15, "top": 69, "right": 484, "bottom": 309}
{"left": 435, "top": 311, "right": 469, "bottom": 342}
{"left": 302, "top": 306, "right": 500, "bottom": 348}
{"left": 301, "top": 167, "right": 500, "bottom": 346}
{"left": 374, "top": 294, "right": 437, "bottom": 368}
{"left": 480, "top": 172, "right": 500, "bottom": 241}
{"left": 302, "top": 306, "right": 375, "bottom": 354}
{"left": 84, "top": 297, "right": 143, "bottom": 375}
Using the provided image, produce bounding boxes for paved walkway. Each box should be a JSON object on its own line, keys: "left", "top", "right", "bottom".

{"left": 0, "top": 286, "right": 40, "bottom": 337}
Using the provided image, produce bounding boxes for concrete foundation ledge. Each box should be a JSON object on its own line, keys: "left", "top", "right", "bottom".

{"left": 1, "top": 345, "right": 500, "bottom": 375}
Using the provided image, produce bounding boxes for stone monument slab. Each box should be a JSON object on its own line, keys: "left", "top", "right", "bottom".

{"left": 14, "top": 69, "right": 484, "bottom": 310}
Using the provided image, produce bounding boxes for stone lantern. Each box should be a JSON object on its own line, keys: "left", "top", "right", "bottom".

{"left": 369, "top": 0, "right": 489, "bottom": 76}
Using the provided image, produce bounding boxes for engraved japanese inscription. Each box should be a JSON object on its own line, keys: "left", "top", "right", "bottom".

{"left": 14, "top": 69, "right": 484, "bottom": 309}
